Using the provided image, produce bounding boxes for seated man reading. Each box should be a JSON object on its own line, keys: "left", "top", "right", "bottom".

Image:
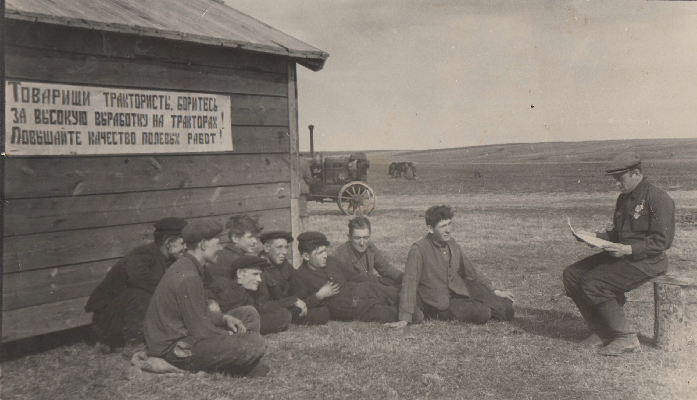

{"left": 257, "top": 231, "right": 330, "bottom": 326}
{"left": 291, "top": 232, "right": 422, "bottom": 323}
{"left": 387, "top": 205, "right": 514, "bottom": 329}
{"left": 331, "top": 216, "right": 403, "bottom": 287}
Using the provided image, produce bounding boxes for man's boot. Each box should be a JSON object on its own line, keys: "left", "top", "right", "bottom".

{"left": 596, "top": 299, "right": 640, "bottom": 356}
{"left": 571, "top": 297, "right": 611, "bottom": 348}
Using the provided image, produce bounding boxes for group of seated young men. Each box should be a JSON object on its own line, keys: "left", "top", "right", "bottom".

{"left": 86, "top": 205, "right": 515, "bottom": 377}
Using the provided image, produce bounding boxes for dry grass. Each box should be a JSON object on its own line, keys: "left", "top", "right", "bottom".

{"left": 3, "top": 159, "right": 697, "bottom": 399}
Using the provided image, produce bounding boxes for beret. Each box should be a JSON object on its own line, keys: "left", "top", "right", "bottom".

{"left": 182, "top": 219, "right": 223, "bottom": 244}
{"left": 605, "top": 152, "right": 642, "bottom": 175}
{"left": 230, "top": 256, "right": 268, "bottom": 274}
{"left": 297, "top": 231, "right": 330, "bottom": 246}
{"left": 259, "top": 230, "right": 294, "bottom": 244}
{"left": 153, "top": 217, "right": 187, "bottom": 236}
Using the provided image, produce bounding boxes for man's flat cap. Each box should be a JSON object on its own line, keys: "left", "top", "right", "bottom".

{"left": 182, "top": 219, "right": 223, "bottom": 243}
{"left": 605, "top": 152, "right": 642, "bottom": 175}
{"left": 153, "top": 217, "right": 188, "bottom": 236}
{"left": 297, "top": 231, "right": 330, "bottom": 246}
{"left": 230, "top": 256, "right": 268, "bottom": 274}
{"left": 259, "top": 230, "right": 294, "bottom": 244}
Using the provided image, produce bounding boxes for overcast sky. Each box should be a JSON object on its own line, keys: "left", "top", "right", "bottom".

{"left": 228, "top": 0, "right": 697, "bottom": 152}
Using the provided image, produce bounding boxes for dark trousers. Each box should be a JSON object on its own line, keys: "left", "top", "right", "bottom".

{"left": 163, "top": 305, "right": 266, "bottom": 376}
{"left": 420, "top": 280, "right": 514, "bottom": 324}
{"left": 563, "top": 253, "right": 651, "bottom": 306}
{"left": 464, "top": 280, "right": 515, "bottom": 321}
{"left": 328, "top": 282, "right": 399, "bottom": 322}
{"left": 292, "top": 306, "right": 331, "bottom": 326}
{"left": 91, "top": 287, "right": 151, "bottom": 345}
{"left": 563, "top": 252, "right": 652, "bottom": 337}
{"left": 259, "top": 308, "right": 292, "bottom": 335}
{"left": 163, "top": 332, "right": 266, "bottom": 376}
{"left": 227, "top": 305, "right": 261, "bottom": 333}
{"left": 422, "top": 295, "right": 491, "bottom": 324}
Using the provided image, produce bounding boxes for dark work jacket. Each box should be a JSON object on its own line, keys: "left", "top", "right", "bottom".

{"left": 144, "top": 254, "right": 227, "bottom": 357}
{"left": 203, "top": 244, "right": 255, "bottom": 312}
{"left": 202, "top": 268, "right": 254, "bottom": 314}
{"left": 255, "top": 252, "right": 298, "bottom": 313}
{"left": 207, "top": 244, "right": 245, "bottom": 279}
{"left": 86, "top": 243, "right": 171, "bottom": 312}
{"left": 331, "top": 241, "right": 403, "bottom": 285}
{"left": 290, "top": 257, "right": 378, "bottom": 316}
{"left": 599, "top": 178, "right": 675, "bottom": 276}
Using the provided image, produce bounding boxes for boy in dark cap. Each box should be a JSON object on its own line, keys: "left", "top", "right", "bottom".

{"left": 257, "top": 231, "right": 330, "bottom": 326}
{"left": 563, "top": 152, "right": 675, "bottom": 356}
{"left": 144, "top": 219, "right": 268, "bottom": 377}
{"left": 291, "top": 232, "right": 418, "bottom": 323}
{"left": 86, "top": 217, "right": 188, "bottom": 355}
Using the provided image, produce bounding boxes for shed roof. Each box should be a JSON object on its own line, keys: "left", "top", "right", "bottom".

{"left": 5, "top": 0, "right": 328, "bottom": 71}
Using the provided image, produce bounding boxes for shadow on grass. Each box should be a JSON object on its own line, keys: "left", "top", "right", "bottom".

{"left": 1, "top": 325, "right": 94, "bottom": 361}
{"left": 512, "top": 306, "right": 658, "bottom": 347}
{"left": 513, "top": 306, "right": 589, "bottom": 343}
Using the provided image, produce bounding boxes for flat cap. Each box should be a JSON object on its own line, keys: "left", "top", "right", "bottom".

{"left": 230, "top": 256, "right": 268, "bottom": 274}
{"left": 605, "top": 152, "right": 642, "bottom": 175}
{"left": 259, "top": 230, "right": 294, "bottom": 244}
{"left": 153, "top": 217, "right": 188, "bottom": 236}
{"left": 297, "top": 231, "right": 330, "bottom": 247}
{"left": 182, "top": 219, "right": 223, "bottom": 244}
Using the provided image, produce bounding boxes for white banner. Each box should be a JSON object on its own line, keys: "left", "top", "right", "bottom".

{"left": 5, "top": 81, "right": 232, "bottom": 155}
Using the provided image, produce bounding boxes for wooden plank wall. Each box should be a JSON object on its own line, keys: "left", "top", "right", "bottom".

{"left": 2, "top": 21, "right": 296, "bottom": 341}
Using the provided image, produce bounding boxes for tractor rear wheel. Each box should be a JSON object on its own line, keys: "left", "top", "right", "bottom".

{"left": 338, "top": 182, "right": 376, "bottom": 216}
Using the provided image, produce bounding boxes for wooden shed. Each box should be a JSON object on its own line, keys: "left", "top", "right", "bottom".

{"left": 2, "top": 0, "right": 328, "bottom": 342}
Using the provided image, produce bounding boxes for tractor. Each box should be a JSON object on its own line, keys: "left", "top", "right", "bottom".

{"left": 304, "top": 125, "right": 376, "bottom": 215}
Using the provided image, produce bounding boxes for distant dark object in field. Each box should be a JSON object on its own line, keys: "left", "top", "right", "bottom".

{"left": 473, "top": 170, "right": 482, "bottom": 178}
{"left": 676, "top": 212, "right": 697, "bottom": 225}
{"left": 388, "top": 162, "right": 417, "bottom": 180}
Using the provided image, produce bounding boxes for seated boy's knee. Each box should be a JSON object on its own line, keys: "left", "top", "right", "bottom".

{"left": 472, "top": 305, "right": 492, "bottom": 325}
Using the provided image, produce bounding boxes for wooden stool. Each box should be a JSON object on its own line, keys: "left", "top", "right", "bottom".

{"left": 652, "top": 275, "right": 697, "bottom": 351}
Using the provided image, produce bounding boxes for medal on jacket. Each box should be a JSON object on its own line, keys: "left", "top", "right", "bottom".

{"left": 633, "top": 200, "right": 645, "bottom": 219}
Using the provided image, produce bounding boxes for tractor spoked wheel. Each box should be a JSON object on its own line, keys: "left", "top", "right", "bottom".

{"left": 338, "top": 182, "right": 376, "bottom": 216}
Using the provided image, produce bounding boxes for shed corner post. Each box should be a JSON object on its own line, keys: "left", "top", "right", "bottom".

{"left": 287, "top": 61, "right": 302, "bottom": 268}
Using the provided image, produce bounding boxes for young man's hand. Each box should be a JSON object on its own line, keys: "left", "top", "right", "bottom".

{"left": 295, "top": 299, "right": 308, "bottom": 317}
{"left": 223, "top": 315, "right": 247, "bottom": 334}
{"left": 493, "top": 289, "right": 515, "bottom": 302}
{"left": 316, "top": 281, "right": 341, "bottom": 300}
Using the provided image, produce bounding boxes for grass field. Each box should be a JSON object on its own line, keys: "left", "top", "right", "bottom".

{"left": 3, "top": 141, "right": 697, "bottom": 399}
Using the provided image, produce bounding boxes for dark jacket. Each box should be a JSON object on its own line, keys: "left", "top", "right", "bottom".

{"left": 290, "top": 256, "right": 381, "bottom": 318}
{"left": 206, "top": 244, "right": 245, "bottom": 280}
{"left": 254, "top": 252, "right": 298, "bottom": 313}
{"left": 144, "top": 254, "right": 228, "bottom": 357}
{"left": 398, "top": 235, "right": 493, "bottom": 322}
{"left": 331, "top": 241, "right": 403, "bottom": 285}
{"left": 599, "top": 178, "right": 675, "bottom": 276}
{"left": 86, "top": 242, "right": 170, "bottom": 312}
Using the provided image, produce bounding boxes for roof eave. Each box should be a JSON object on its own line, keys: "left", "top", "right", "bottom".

{"left": 5, "top": 10, "right": 328, "bottom": 71}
